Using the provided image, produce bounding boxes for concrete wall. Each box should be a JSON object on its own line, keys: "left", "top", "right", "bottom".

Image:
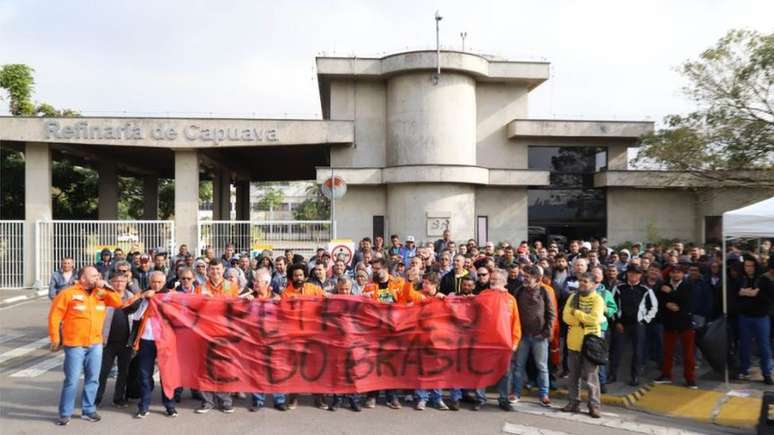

{"left": 695, "top": 187, "right": 774, "bottom": 242}
{"left": 476, "top": 82, "right": 529, "bottom": 169}
{"left": 386, "top": 72, "right": 476, "bottom": 166}
{"left": 475, "top": 187, "right": 528, "bottom": 244}
{"left": 332, "top": 185, "right": 386, "bottom": 241}
{"left": 329, "top": 80, "right": 386, "bottom": 168}
{"left": 386, "top": 183, "right": 475, "bottom": 243}
{"left": 606, "top": 188, "right": 696, "bottom": 245}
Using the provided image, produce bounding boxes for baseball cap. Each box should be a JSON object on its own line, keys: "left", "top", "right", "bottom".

{"left": 581, "top": 241, "right": 592, "bottom": 250}
{"left": 620, "top": 249, "right": 631, "bottom": 257}
{"left": 406, "top": 236, "right": 415, "bottom": 243}
{"left": 139, "top": 254, "right": 150, "bottom": 262}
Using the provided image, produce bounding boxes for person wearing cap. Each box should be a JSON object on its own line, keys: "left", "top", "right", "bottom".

{"left": 616, "top": 250, "right": 631, "bottom": 273}
{"left": 95, "top": 249, "right": 113, "bottom": 279}
{"left": 401, "top": 236, "right": 418, "bottom": 267}
{"left": 653, "top": 265, "right": 697, "bottom": 388}
{"left": 193, "top": 259, "right": 207, "bottom": 286}
{"left": 610, "top": 264, "right": 658, "bottom": 386}
{"left": 48, "top": 266, "right": 123, "bottom": 426}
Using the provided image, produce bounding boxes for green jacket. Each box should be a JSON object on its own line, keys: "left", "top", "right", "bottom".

{"left": 595, "top": 284, "right": 618, "bottom": 332}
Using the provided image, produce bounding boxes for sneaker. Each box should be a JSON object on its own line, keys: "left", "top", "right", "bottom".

{"left": 315, "top": 397, "right": 328, "bottom": 410}
{"left": 600, "top": 384, "right": 608, "bottom": 394}
{"left": 435, "top": 399, "right": 449, "bottom": 411}
{"left": 736, "top": 372, "right": 751, "bottom": 381}
{"left": 113, "top": 400, "right": 129, "bottom": 408}
{"left": 195, "top": 403, "right": 214, "bottom": 414}
{"left": 764, "top": 376, "right": 773, "bottom": 386}
{"left": 221, "top": 405, "right": 235, "bottom": 414}
{"left": 561, "top": 402, "right": 580, "bottom": 413}
{"left": 498, "top": 401, "right": 514, "bottom": 412}
{"left": 628, "top": 378, "right": 640, "bottom": 387}
{"left": 328, "top": 398, "right": 340, "bottom": 412}
{"left": 558, "top": 370, "right": 569, "bottom": 379}
{"left": 288, "top": 397, "right": 298, "bottom": 410}
{"left": 55, "top": 416, "right": 71, "bottom": 426}
{"left": 135, "top": 410, "right": 149, "bottom": 419}
{"left": 364, "top": 397, "right": 376, "bottom": 409}
{"left": 508, "top": 394, "right": 519, "bottom": 404}
{"left": 448, "top": 400, "right": 460, "bottom": 411}
{"left": 540, "top": 396, "right": 551, "bottom": 408}
{"left": 472, "top": 402, "right": 483, "bottom": 411}
{"left": 166, "top": 408, "right": 178, "bottom": 417}
{"left": 589, "top": 407, "right": 601, "bottom": 419}
{"left": 685, "top": 380, "right": 698, "bottom": 389}
{"left": 81, "top": 412, "right": 101, "bottom": 422}
{"left": 653, "top": 375, "right": 672, "bottom": 384}
{"left": 249, "top": 402, "right": 263, "bottom": 412}
{"left": 387, "top": 398, "right": 402, "bottom": 410}
{"left": 414, "top": 400, "right": 426, "bottom": 410}
{"left": 274, "top": 403, "right": 288, "bottom": 411}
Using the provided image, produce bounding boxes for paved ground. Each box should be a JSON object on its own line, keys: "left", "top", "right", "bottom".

{"left": 0, "top": 298, "right": 756, "bottom": 435}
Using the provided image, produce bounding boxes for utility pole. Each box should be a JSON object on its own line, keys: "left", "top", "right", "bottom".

{"left": 460, "top": 32, "right": 467, "bottom": 52}
{"left": 433, "top": 10, "right": 442, "bottom": 85}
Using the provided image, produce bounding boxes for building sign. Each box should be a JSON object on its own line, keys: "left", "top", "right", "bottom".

{"left": 44, "top": 120, "right": 279, "bottom": 145}
{"left": 426, "top": 212, "right": 450, "bottom": 237}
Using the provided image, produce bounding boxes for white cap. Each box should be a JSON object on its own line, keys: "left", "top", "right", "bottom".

{"left": 406, "top": 236, "right": 415, "bottom": 242}
{"left": 581, "top": 241, "right": 592, "bottom": 250}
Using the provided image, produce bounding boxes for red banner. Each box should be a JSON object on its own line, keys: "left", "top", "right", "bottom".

{"left": 150, "top": 291, "right": 514, "bottom": 397}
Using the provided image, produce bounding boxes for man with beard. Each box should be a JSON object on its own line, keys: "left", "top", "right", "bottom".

{"left": 271, "top": 256, "right": 288, "bottom": 295}
{"left": 475, "top": 267, "right": 491, "bottom": 294}
{"left": 551, "top": 254, "right": 569, "bottom": 291}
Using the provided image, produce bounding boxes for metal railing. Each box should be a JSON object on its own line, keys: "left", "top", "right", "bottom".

{"left": 198, "top": 220, "right": 333, "bottom": 259}
{"left": 35, "top": 220, "right": 175, "bottom": 284}
{"left": 0, "top": 221, "right": 25, "bottom": 288}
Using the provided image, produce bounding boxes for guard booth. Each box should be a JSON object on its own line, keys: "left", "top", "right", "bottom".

{"left": 0, "top": 116, "right": 353, "bottom": 288}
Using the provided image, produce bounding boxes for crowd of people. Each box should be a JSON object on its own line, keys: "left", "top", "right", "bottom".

{"left": 47, "top": 230, "right": 774, "bottom": 426}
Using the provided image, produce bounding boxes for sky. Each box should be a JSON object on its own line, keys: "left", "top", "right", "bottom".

{"left": 0, "top": 0, "right": 772, "bottom": 125}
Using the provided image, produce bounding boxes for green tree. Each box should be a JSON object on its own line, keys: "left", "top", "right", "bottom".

{"left": 0, "top": 64, "right": 78, "bottom": 116}
{"left": 255, "top": 186, "right": 284, "bottom": 211}
{"left": 52, "top": 159, "right": 98, "bottom": 219}
{"left": 634, "top": 30, "right": 773, "bottom": 184}
{"left": 293, "top": 184, "right": 330, "bottom": 220}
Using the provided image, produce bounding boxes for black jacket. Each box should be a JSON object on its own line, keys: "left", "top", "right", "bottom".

{"left": 657, "top": 281, "right": 693, "bottom": 331}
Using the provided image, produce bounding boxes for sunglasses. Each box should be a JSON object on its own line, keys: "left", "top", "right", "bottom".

{"left": 117, "top": 269, "right": 129, "bottom": 273}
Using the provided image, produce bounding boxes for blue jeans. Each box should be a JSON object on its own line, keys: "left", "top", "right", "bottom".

{"left": 250, "top": 393, "right": 286, "bottom": 406}
{"left": 739, "top": 315, "right": 772, "bottom": 376}
{"left": 137, "top": 339, "right": 175, "bottom": 412}
{"left": 59, "top": 344, "right": 102, "bottom": 417}
{"left": 496, "top": 351, "right": 516, "bottom": 402}
{"left": 644, "top": 322, "right": 664, "bottom": 364}
{"left": 415, "top": 389, "right": 442, "bottom": 404}
{"left": 450, "top": 388, "right": 486, "bottom": 404}
{"left": 512, "top": 336, "right": 549, "bottom": 398}
{"left": 598, "top": 329, "right": 611, "bottom": 384}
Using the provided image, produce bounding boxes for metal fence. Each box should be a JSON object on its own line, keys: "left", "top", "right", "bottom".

{"left": 198, "top": 220, "right": 333, "bottom": 259}
{"left": 36, "top": 220, "right": 175, "bottom": 284}
{"left": 0, "top": 221, "right": 25, "bottom": 288}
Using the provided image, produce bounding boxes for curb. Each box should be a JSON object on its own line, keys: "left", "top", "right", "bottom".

{"left": 0, "top": 289, "right": 47, "bottom": 306}
{"left": 522, "top": 383, "right": 651, "bottom": 409}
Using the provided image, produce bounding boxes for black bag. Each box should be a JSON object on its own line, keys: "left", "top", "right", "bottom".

{"left": 573, "top": 293, "right": 608, "bottom": 366}
{"left": 696, "top": 316, "right": 727, "bottom": 373}
{"left": 582, "top": 334, "right": 609, "bottom": 366}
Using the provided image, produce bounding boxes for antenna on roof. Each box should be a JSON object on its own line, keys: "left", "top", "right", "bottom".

{"left": 433, "top": 10, "right": 443, "bottom": 85}
{"left": 460, "top": 32, "right": 467, "bottom": 52}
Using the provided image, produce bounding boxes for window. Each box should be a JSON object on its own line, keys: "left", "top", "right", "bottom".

{"left": 528, "top": 146, "right": 607, "bottom": 242}
{"left": 476, "top": 216, "right": 488, "bottom": 245}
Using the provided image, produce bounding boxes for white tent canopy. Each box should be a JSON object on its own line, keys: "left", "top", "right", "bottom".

{"left": 722, "top": 196, "right": 774, "bottom": 239}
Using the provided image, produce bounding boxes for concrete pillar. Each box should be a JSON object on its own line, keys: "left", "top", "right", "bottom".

{"left": 24, "top": 142, "right": 52, "bottom": 288}
{"left": 142, "top": 176, "right": 158, "bottom": 220}
{"left": 212, "top": 169, "right": 231, "bottom": 220}
{"left": 235, "top": 180, "right": 251, "bottom": 221}
{"left": 607, "top": 144, "right": 629, "bottom": 170}
{"left": 97, "top": 160, "right": 119, "bottom": 220}
{"left": 174, "top": 150, "right": 199, "bottom": 253}
{"left": 387, "top": 183, "right": 475, "bottom": 243}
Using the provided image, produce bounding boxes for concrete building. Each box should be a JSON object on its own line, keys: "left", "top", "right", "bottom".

{"left": 1, "top": 50, "right": 772, "bottom": 288}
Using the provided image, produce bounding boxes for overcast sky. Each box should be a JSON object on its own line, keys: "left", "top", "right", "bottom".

{"left": 0, "top": 0, "right": 771, "bottom": 124}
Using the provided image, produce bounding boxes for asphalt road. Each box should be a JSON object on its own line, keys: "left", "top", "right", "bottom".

{"left": 0, "top": 298, "right": 748, "bottom": 435}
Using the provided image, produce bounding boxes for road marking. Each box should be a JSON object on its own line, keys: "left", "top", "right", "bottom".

{"left": 1, "top": 295, "right": 27, "bottom": 304}
{"left": 503, "top": 423, "right": 569, "bottom": 435}
{"left": 0, "top": 298, "right": 43, "bottom": 311}
{"left": 0, "top": 338, "right": 50, "bottom": 364}
{"left": 511, "top": 403, "right": 706, "bottom": 435}
{"left": 10, "top": 353, "right": 65, "bottom": 377}
{"left": 0, "top": 334, "right": 24, "bottom": 345}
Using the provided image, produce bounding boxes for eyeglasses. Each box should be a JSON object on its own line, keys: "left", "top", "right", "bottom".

{"left": 479, "top": 273, "right": 489, "bottom": 276}
{"left": 117, "top": 269, "right": 129, "bottom": 273}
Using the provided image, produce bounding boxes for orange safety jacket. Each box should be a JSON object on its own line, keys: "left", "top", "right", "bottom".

{"left": 194, "top": 279, "right": 238, "bottom": 297}
{"left": 48, "top": 283, "right": 123, "bottom": 347}
{"left": 281, "top": 282, "right": 325, "bottom": 299}
{"left": 363, "top": 275, "right": 412, "bottom": 304}
{"left": 479, "top": 288, "right": 522, "bottom": 348}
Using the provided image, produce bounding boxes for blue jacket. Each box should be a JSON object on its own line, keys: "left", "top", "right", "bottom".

{"left": 48, "top": 270, "right": 77, "bottom": 300}
{"left": 688, "top": 277, "right": 712, "bottom": 319}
